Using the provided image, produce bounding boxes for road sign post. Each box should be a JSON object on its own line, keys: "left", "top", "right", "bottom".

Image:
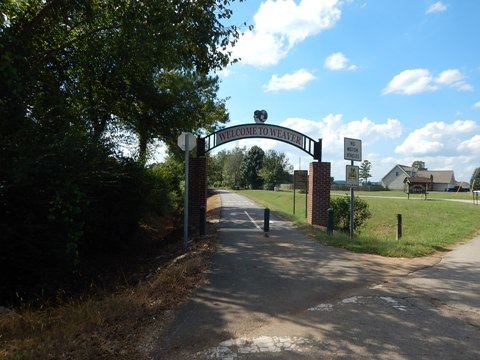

{"left": 344, "top": 138, "right": 362, "bottom": 238}
{"left": 344, "top": 138, "right": 362, "bottom": 162}
{"left": 177, "top": 132, "right": 196, "bottom": 250}
{"left": 346, "top": 165, "right": 359, "bottom": 187}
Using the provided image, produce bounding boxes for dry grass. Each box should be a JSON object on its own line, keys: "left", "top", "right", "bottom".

{"left": 206, "top": 191, "right": 222, "bottom": 223}
{"left": 0, "top": 193, "right": 221, "bottom": 360}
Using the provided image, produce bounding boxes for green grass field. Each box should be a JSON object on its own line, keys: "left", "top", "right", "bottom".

{"left": 331, "top": 190, "right": 476, "bottom": 200}
{"left": 238, "top": 189, "right": 480, "bottom": 257}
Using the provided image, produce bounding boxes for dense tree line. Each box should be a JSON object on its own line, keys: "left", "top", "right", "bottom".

{"left": 208, "top": 146, "right": 292, "bottom": 190}
{"left": 471, "top": 168, "right": 480, "bottom": 190}
{"left": 0, "top": 0, "right": 246, "bottom": 302}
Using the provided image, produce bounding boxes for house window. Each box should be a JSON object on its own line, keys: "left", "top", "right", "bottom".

{"left": 396, "top": 171, "right": 399, "bottom": 176}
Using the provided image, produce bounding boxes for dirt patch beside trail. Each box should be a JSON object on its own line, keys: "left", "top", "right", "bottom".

{"left": 206, "top": 190, "right": 222, "bottom": 224}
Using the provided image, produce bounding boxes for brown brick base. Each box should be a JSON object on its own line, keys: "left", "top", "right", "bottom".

{"left": 308, "top": 162, "right": 331, "bottom": 226}
{"left": 188, "top": 157, "right": 207, "bottom": 233}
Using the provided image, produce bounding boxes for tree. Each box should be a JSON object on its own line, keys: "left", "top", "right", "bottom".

{"left": 259, "top": 150, "right": 291, "bottom": 190}
{"left": 222, "top": 147, "right": 246, "bottom": 188}
{"left": 412, "top": 160, "right": 426, "bottom": 170}
{"left": 121, "top": 71, "right": 229, "bottom": 165}
{"left": 1, "top": 0, "right": 244, "bottom": 163}
{"left": 471, "top": 168, "right": 480, "bottom": 190}
{"left": 208, "top": 150, "right": 228, "bottom": 187}
{"left": 241, "top": 146, "right": 265, "bottom": 189}
{"left": 0, "top": 0, "right": 247, "bottom": 302}
{"left": 146, "top": 157, "right": 185, "bottom": 220}
{"left": 359, "top": 160, "right": 372, "bottom": 184}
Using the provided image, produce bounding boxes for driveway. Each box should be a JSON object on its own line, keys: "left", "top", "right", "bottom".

{"left": 151, "top": 190, "right": 480, "bottom": 359}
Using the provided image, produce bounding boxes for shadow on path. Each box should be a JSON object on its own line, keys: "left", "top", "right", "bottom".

{"left": 151, "top": 191, "right": 480, "bottom": 360}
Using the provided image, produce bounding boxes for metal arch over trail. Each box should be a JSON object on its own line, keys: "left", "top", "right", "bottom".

{"left": 196, "top": 124, "right": 322, "bottom": 160}
{"left": 190, "top": 122, "right": 329, "bottom": 230}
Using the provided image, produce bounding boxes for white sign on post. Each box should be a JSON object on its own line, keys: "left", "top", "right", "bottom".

{"left": 346, "top": 165, "right": 359, "bottom": 186}
{"left": 177, "top": 132, "right": 196, "bottom": 250}
{"left": 177, "top": 132, "right": 197, "bottom": 151}
{"left": 344, "top": 137, "right": 362, "bottom": 161}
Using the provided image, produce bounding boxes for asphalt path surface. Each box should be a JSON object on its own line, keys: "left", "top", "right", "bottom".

{"left": 151, "top": 190, "right": 480, "bottom": 359}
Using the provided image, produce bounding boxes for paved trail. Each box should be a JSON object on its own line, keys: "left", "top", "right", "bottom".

{"left": 151, "top": 190, "right": 480, "bottom": 359}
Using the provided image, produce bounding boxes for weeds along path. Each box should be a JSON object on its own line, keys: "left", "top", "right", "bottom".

{"left": 0, "top": 194, "right": 222, "bottom": 360}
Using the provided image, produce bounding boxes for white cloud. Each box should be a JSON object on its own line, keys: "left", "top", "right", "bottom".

{"left": 275, "top": 114, "right": 402, "bottom": 180}
{"left": 473, "top": 101, "right": 480, "bottom": 109}
{"left": 264, "top": 69, "right": 316, "bottom": 92}
{"left": 458, "top": 135, "right": 480, "bottom": 152}
{"left": 280, "top": 114, "right": 402, "bottom": 156}
{"left": 426, "top": 2, "right": 447, "bottom": 14}
{"left": 349, "top": 118, "right": 403, "bottom": 140}
{"left": 254, "top": 0, "right": 342, "bottom": 43}
{"left": 452, "top": 120, "right": 479, "bottom": 133}
{"left": 382, "top": 69, "right": 438, "bottom": 95}
{"left": 230, "top": 0, "right": 342, "bottom": 67}
{"left": 383, "top": 68, "right": 473, "bottom": 95}
{"left": 229, "top": 30, "right": 289, "bottom": 67}
{"left": 324, "top": 52, "right": 357, "bottom": 71}
{"left": 435, "top": 69, "right": 461, "bottom": 85}
{"left": 395, "top": 120, "right": 479, "bottom": 156}
{"left": 435, "top": 69, "right": 473, "bottom": 91}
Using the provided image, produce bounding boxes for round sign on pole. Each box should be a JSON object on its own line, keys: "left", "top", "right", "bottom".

{"left": 177, "top": 132, "right": 197, "bottom": 151}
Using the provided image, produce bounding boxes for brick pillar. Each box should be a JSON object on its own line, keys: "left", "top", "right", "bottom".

{"left": 308, "top": 162, "right": 331, "bottom": 227}
{"left": 188, "top": 157, "right": 207, "bottom": 233}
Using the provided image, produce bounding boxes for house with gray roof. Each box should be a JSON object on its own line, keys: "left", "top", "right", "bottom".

{"left": 381, "top": 164, "right": 457, "bottom": 191}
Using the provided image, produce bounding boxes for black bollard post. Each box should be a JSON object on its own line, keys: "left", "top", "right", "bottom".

{"left": 199, "top": 205, "right": 206, "bottom": 236}
{"left": 264, "top": 208, "right": 270, "bottom": 237}
{"left": 396, "top": 213, "right": 402, "bottom": 240}
{"left": 327, "top": 208, "right": 334, "bottom": 235}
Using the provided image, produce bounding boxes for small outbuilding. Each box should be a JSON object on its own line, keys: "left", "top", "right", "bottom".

{"left": 404, "top": 176, "right": 432, "bottom": 199}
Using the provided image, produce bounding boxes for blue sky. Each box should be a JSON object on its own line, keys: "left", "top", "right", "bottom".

{"left": 209, "top": 0, "right": 480, "bottom": 183}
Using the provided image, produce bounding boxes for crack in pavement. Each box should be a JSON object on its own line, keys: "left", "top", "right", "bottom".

{"left": 197, "top": 336, "right": 314, "bottom": 359}
{"left": 307, "top": 295, "right": 409, "bottom": 312}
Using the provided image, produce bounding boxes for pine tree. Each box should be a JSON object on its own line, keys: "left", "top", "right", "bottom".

{"left": 359, "top": 160, "right": 372, "bottom": 184}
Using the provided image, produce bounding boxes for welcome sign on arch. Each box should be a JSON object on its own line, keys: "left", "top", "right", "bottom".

{"left": 197, "top": 123, "right": 322, "bottom": 161}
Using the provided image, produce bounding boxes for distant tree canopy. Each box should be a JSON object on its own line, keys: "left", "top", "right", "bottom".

{"left": 471, "top": 168, "right": 480, "bottom": 190}
{"left": 208, "top": 146, "right": 292, "bottom": 190}
{"left": 222, "top": 146, "right": 246, "bottom": 188}
{"left": 241, "top": 146, "right": 265, "bottom": 189}
{"left": 0, "top": 0, "right": 246, "bottom": 302}
{"left": 259, "top": 150, "right": 292, "bottom": 190}
{"left": 412, "top": 160, "right": 426, "bottom": 169}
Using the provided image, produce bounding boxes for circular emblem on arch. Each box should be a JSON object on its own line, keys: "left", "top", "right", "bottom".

{"left": 254, "top": 110, "right": 268, "bottom": 124}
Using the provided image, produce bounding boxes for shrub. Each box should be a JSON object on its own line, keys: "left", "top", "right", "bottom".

{"left": 330, "top": 195, "right": 372, "bottom": 232}
{"left": 263, "top": 182, "right": 275, "bottom": 191}
{"left": 145, "top": 161, "right": 184, "bottom": 219}
{"left": 0, "top": 131, "right": 147, "bottom": 302}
